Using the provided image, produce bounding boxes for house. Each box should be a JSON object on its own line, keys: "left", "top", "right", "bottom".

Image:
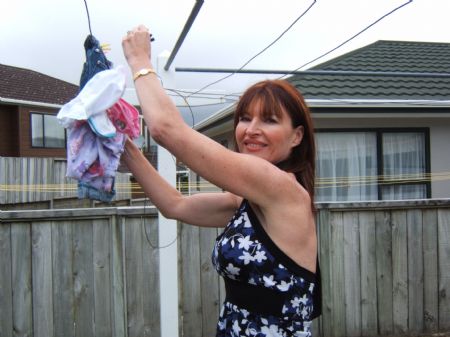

{"left": 0, "top": 64, "right": 137, "bottom": 206}
{"left": 193, "top": 40, "right": 450, "bottom": 201}
{"left": 0, "top": 63, "right": 79, "bottom": 158}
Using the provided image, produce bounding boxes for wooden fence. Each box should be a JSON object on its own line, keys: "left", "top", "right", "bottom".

{"left": 0, "top": 206, "right": 160, "bottom": 337}
{"left": 0, "top": 157, "right": 132, "bottom": 206}
{"left": 178, "top": 199, "right": 450, "bottom": 337}
{"left": 1, "top": 200, "right": 450, "bottom": 337}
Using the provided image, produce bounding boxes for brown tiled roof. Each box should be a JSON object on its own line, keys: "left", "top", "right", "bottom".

{"left": 0, "top": 64, "right": 79, "bottom": 105}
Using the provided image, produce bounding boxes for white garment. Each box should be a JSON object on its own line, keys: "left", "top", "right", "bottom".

{"left": 57, "top": 65, "right": 126, "bottom": 138}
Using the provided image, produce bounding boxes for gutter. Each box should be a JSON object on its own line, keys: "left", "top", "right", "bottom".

{"left": 0, "top": 96, "right": 63, "bottom": 109}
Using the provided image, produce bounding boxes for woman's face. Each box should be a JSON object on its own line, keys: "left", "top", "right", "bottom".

{"left": 234, "top": 100, "right": 303, "bottom": 164}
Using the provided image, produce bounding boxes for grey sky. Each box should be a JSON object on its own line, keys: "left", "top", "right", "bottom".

{"left": 1, "top": 0, "right": 449, "bottom": 96}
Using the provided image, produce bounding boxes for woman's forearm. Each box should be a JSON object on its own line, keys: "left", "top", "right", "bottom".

{"left": 122, "top": 138, "right": 182, "bottom": 218}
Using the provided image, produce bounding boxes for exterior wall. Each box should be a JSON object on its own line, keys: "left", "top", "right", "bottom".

{"left": 0, "top": 104, "right": 19, "bottom": 156}
{"left": 197, "top": 114, "right": 450, "bottom": 199}
{"left": 18, "top": 105, "right": 66, "bottom": 158}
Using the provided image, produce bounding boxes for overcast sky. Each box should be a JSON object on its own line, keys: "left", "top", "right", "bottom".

{"left": 1, "top": 0, "right": 449, "bottom": 98}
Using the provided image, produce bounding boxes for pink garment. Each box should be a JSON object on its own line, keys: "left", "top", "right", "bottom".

{"left": 107, "top": 98, "right": 140, "bottom": 139}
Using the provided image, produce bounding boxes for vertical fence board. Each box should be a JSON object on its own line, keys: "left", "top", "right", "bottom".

{"left": 32, "top": 221, "right": 54, "bottom": 337}
{"left": 423, "top": 209, "right": 439, "bottom": 332}
{"left": 318, "top": 209, "right": 331, "bottom": 337}
{"left": 200, "top": 227, "right": 221, "bottom": 337}
{"left": 330, "top": 211, "right": 346, "bottom": 337}
{"left": 180, "top": 224, "right": 203, "bottom": 337}
{"left": 438, "top": 209, "right": 450, "bottom": 330}
{"left": 11, "top": 222, "right": 33, "bottom": 337}
{"left": 0, "top": 158, "right": 6, "bottom": 204}
{"left": 111, "top": 216, "right": 126, "bottom": 337}
{"left": 73, "top": 219, "right": 95, "bottom": 337}
{"left": 375, "top": 211, "right": 393, "bottom": 335}
{"left": 141, "top": 216, "right": 160, "bottom": 337}
{"left": 125, "top": 217, "right": 145, "bottom": 337}
{"left": 52, "top": 220, "right": 75, "bottom": 337}
{"left": 0, "top": 222, "right": 13, "bottom": 337}
{"left": 20, "top": 158, "right": 27, "bottom": 203}
{"left": 72, "top": 220, "right": 95, "bottom": 337}
{"left": 343, "top": 211, "right": 361, "bottom": 337}
{"left": 7, "top": 158, "right": 14, "bottom": 203}
{"left": 32, "top": 158, "right": 39, "bottom": 202}
{"left": 359, "top": 211, "right": 378, "bottom": 336}
{"left": 93, "top": 218, "right": 113, "bottom": 337}
{"left": 391, "top": 210, "right": 408, "bottom": 334}
{"left": 407, "top": 209, "right": 424, "bottom": 333}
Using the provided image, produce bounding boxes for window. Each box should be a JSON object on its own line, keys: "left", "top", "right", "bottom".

{"left": 31, "top": 113, "right": 66, "bottom": 148}
{"left": 315, "top": 129, "right": 429, "bottom": 202}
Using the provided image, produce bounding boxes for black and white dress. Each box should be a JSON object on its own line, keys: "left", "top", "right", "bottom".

{"left": 212, "top": 200, "right": 321, "bottom": 337}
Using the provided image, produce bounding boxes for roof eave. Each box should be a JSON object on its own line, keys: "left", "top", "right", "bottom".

{"left": 194, "top": 99, "right": 450, "bottom": 130}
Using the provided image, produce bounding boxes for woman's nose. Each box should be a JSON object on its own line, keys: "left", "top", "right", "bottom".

{"left": 246, "top": 119, "right": 261, "bottom": 135}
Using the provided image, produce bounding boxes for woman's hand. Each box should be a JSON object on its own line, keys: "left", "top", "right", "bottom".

{"left": 122, "top": 24, "right": 153, "bottom": 72}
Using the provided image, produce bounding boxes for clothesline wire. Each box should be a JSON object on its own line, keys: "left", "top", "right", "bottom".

{"left": 177, "top": 0, "right": 413, "bottom": 102}
{"left": 4, "top": 170, "right": 450, "bottom": 192}
{"left": 278, "top": 0, "right": 414, "bottom": 79}
{"left": 185, "top": 0, "right": 317, "bottom": 98}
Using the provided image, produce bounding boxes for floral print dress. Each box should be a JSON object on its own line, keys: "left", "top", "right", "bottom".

{"left": 212, "top": 200, "right": 321, "bottom": 337}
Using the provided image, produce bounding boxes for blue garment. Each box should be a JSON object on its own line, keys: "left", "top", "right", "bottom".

{"left": 68, "top": 34, "right": 119, "bottom": 202}
{"left": 212, "top": 200, "right": 321, "bottom": 337}
{"left": 79, "top": 35, "right": 112, "bottom": 90}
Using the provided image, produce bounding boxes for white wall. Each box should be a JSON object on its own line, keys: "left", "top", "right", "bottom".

{"left": 202, "top": 115, "right": 450, "bottom": 199}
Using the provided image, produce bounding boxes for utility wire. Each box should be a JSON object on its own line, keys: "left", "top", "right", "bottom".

{"left": 278, "top": 0, "right": 414, "bottom": 79}
{"left": 186, "top": 0, "right": 317, "bottom": 97}
{"left": 179, "top": 0, "right": 414, "bottom": 103}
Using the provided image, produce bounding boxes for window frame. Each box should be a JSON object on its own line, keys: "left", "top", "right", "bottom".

{"left": 30, "top": 112, "right": 66, "bottom": 149}
{"left": 315, "top": 127, "right": 431, "bottom": 201}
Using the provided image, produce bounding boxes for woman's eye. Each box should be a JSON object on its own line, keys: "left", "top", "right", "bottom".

{"left": 239, "top": 115, "right": 251, "bottom": 121}
{"left": 265, "top": 116, "right": 278, "bottom": 123}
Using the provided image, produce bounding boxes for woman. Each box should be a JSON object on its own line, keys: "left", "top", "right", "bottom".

{"left": 122, "top": 25, "right": 321, "bottom": 337}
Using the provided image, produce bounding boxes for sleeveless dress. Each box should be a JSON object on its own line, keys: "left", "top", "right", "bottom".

{"left": 212, "top": 200, "right": 321, "bottom": 337}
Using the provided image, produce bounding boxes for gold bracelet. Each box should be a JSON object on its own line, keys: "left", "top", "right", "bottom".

{"left": 133, "top": 68, "right": 157, "bottom": 81}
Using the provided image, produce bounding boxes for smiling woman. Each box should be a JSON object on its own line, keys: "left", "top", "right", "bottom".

{"left": 121, "top": 25, "right": 321, "bottom": 337}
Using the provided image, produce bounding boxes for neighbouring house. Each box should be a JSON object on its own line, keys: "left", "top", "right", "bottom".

{"left": 0, "top": 64, "right": 137, "bottom": 207}
{"left": 0, "top": 63, "right": 78, "bottom": 158}
{"left": 193, "top": 40, "right": 450, "bottom": 202}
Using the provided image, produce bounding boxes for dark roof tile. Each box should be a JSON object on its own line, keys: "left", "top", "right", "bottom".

{"left": 289, "top": 40, "right": 450, "bottom": 100}
{"left": 0, "top": 64, "right": 79, "bottom": 105}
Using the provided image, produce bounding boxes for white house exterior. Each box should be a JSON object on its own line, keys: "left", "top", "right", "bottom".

{"left": 191, "top": 40, "right": 450, "bottom": 202}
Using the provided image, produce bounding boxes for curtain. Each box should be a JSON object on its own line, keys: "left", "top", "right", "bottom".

{"left": 316, "top": 132, "right": 378, "bottom": 202}
{"left": 381, "top": 132, "right": 426, "bottom": 200}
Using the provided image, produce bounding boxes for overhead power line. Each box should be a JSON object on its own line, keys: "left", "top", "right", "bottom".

{"left": 185, "top": 0, "right": 318, "bottom": 97}
{"left": 279, "top": 0, "right": 414, "bottom": 78}
{"left": 176, "top": 0, "right": 413, "bottom": 100}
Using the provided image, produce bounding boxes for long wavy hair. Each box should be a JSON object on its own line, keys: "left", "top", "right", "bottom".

{"left": 233, "top": 79, "right": 316, "bottom": 210}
